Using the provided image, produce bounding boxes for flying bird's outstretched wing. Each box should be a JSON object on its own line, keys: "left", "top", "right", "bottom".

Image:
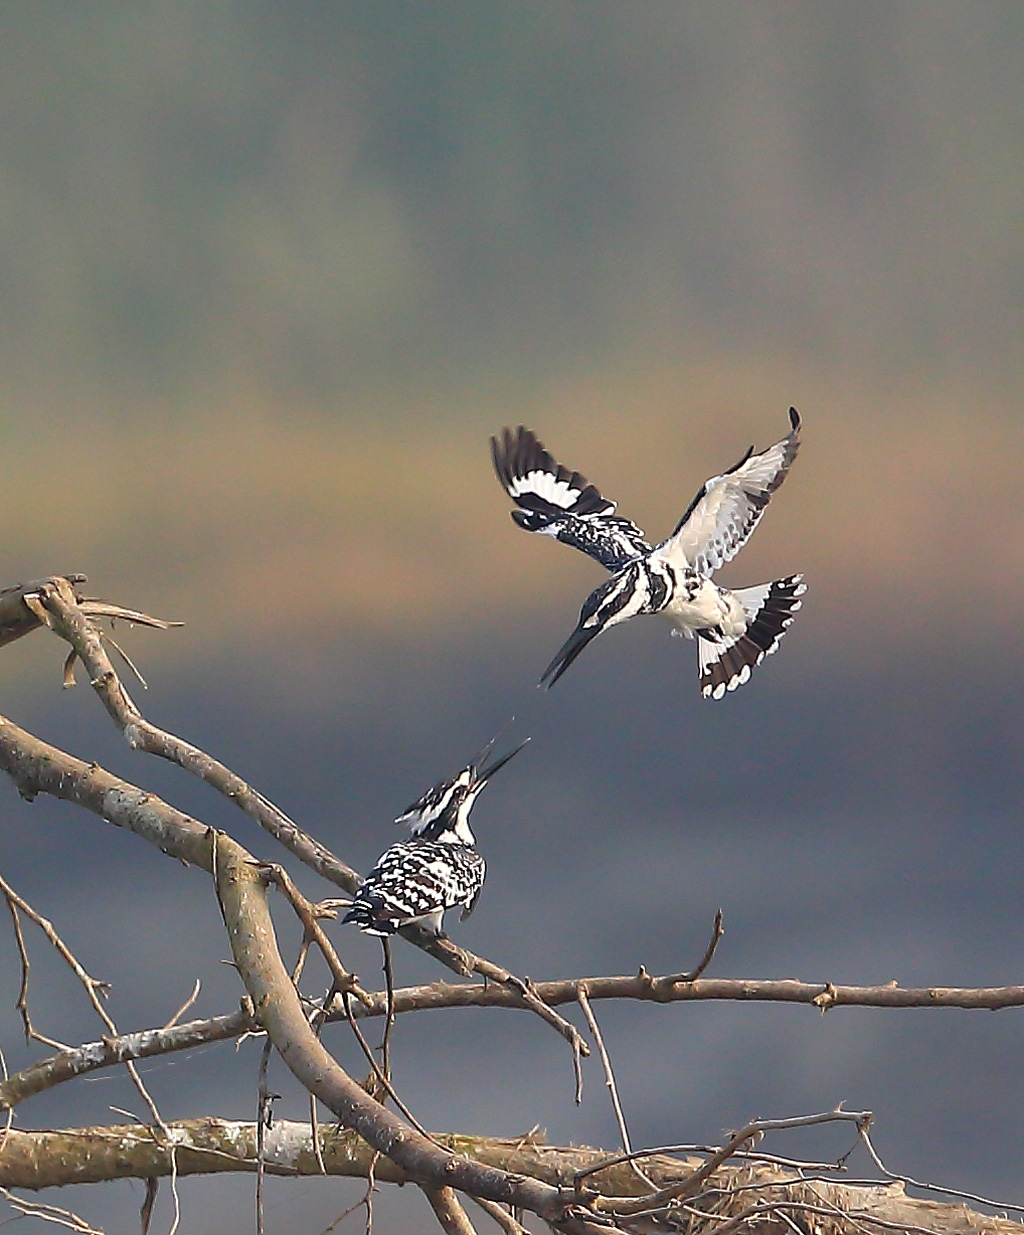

{"left": 492, "top": 425, "right": 651, "bottom": 572}
{"left": 658, "top": 408, "right": 801, "bottom": 577}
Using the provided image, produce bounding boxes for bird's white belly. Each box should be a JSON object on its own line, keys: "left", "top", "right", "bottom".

{"left": 662, "top": 577, "right": 745, "bottom": 639}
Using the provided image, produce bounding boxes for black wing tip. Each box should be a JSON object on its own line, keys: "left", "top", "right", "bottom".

{"left": 491, "top": 425, "right": 616, "bottom": 519}
{"left": 788, "top": 407, "right": 800, "bottom": 432}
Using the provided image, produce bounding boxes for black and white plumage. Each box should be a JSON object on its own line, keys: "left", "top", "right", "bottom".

{"left": 491, "top": 410, "right": 805, "bottom": 698}
{"left": 342, "top": 732, "right": 528, "bottom": 937}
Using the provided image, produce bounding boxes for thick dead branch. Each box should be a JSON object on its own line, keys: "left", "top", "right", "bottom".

{"left": 0, "top": 1120, "right": 1013, "bottom": 1234}
{"left": 0, "top": 576, "right": 87, "bottom": 650}
{"left": 212, "top": 835, "right": 575, "bottom": 1225}
{"left": 10, "top": 576, "right": 591, "bottom": 1061}
{"left": 0, "top": 715, "right": 584, "bottom": 1229}
{"left": 11, "top": 576, "right": 361, "bottom": 890}
{"left": 421, "top": 1185, "right": 480, "bottom": 1234}
{"left": 0, "top": 575, "right": 177, "bottom": 653}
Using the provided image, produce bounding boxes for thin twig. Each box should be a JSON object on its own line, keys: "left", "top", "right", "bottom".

{"left": 601, "top": 1143, "right": 845, "bottom": 1173}
{"left": 576, "top": 984, "right": 655, "bottom": 1190}
{"left": 468, "top": 958, "right": 590, "bottom": 1063}
{"left": 256, "top": 1038, "right": 276, "bottom": 1235}
{"left": 2, "top": 877, "right": 71, "bottom": 1051}
{"left": 305, "top": 974, "right": 329, "bottom": 1180}
{"left": 338, "top": 990, "right": 444, "bottom": 1147}
{"left": 258, "top": 863, "right": 372, "bottom": 1008}
{"left": 309, "top": 1092, "right": 327, "bottom": 1176}
{"left": 166, "top": 1143, "right": 181, "bottom": 1235}
{"left": 860, "top": 1125, "right": 1024, "bottom": 1215}
{"left": 364, "top": 1150, "right": 377, "bottom": 1235}
{"left": 162, "top": 980, "right": 202, "bottom": 1031}
{"left": 0, "top": 1047, "right": 11, "bottom": 1161}
{"left": 684, "top": 1197, "right": 942, "bottom": 1235}
{"left": 140, "top": 1175, "right": 158, "bottom": 1235}
{"left": 661, "top": 908, "right": 725, "bottom": 983}
{"left": 580, "top": 1109, "right": 874, "bottom": 1217}
{"left": 0, "top": 870, "right": 173, "bottom": 1147}
{"left": 0, "top": 1187, "right": 104, "bottom": 1233}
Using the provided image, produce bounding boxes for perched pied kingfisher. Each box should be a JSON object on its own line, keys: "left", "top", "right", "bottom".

{"left": 342, "top": 732, "right": 528, "bottom": 937}
{"left": 491, "top": 409, "right": 804, "bottom": 699}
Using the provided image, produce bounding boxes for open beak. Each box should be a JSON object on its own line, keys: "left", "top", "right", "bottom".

{"left": 474, "top": 735, "right": 530, "bottom": 787}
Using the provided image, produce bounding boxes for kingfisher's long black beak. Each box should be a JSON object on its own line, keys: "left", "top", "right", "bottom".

{"left": 538, "top": 622, "right": 601, "bottom": 689}
{"left": 471, "top": 726, "right": 531, "bottom": 785}
{"left": 467, "top": 715, "right": 521, "bottom": 776}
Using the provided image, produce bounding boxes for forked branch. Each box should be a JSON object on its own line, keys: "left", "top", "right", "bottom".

{"left": 4, "top": 576, "right": 589, "bottom": 1058}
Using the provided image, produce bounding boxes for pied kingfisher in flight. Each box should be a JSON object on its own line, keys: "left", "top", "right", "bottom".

{"left": 343, "top": 731, "right": 528, "bottom": 937}
{"left": 492, "top": 409, "right": 804, "bottom": 699}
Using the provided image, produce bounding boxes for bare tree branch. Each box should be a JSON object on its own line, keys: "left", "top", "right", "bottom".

{"left": 11, "top": 956, "right": 1024, "bottom": 1115}
{"left": 8, "top": 577, "right": 591, "bottom": 1061}
{"left": 257, "top": 862, "right": 372, "bottom": 1009}
{"left": 0, "top": 871, "right": 175, "bottom": 1161}
{"left": 3, "top": 578, "right": 1021, "bottom": 1233}
{"left": 15, "top": 576, "right": 361, "bottom": 888}
{"left": 0, "top": 712, "right": 583, "bottom": 1228}
{"left": 334, "top": 971, "right": 1024, "bottom": 1017}
{"left": 576, "top": 985, "right": 654, "bottom": 1190}
{"left": 468, "top": 1198, "right": 530, "bottom": 1235}
{"left": 661, "top": 907, "right": 724, "bottom": 983}
{"left": 0, "top": 1185, "right": 104, "bottom": 1234}
{"left": 212, "top": 832, "right": 578, "bottom": 1225}
{"left": 0, "top": 575, "right": 87, "bottom": 650}
{"left": 0, "top": 1006, "right": 256, "bottom": 1110}
{"left": 0, "top": 1120, "right": 1015, "bottom": 1234}
{"left": 421, "top": 1185, "right": 480, "bottom": 1235}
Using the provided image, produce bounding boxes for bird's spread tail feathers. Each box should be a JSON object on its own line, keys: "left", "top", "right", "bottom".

{"left": 697, "top": 575, "right": 805, "bottom": 699}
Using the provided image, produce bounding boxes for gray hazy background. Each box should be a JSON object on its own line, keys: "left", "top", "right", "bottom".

{"left": 2, "top": 3, "right": 1024, "bottom": 1231}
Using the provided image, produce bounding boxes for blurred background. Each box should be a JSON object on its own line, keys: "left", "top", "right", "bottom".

{"left": 2, "top": 2, "right": 1024, "bottom": 1231}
